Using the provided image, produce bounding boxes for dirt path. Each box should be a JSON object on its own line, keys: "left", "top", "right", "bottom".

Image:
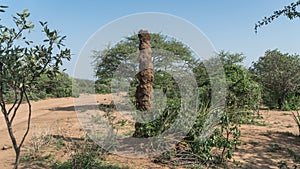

{"left": 0, "top": 95, "right": 299, "bottom": 169}
{"left": 0, "top": 96, "right": 83, "bottom": 168}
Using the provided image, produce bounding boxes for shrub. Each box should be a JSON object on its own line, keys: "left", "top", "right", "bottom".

{"left": 51, "top": 142, "right": 104, "bottom": 169}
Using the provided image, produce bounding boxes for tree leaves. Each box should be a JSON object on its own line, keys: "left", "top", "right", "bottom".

{"left": 93, "top": 33, "right": 195, "bottom": 94}
{"left": 250, "top": 49, "right": 300, "bottom": 109}
{"left": 0, "top": 8, "right": 71, "bottom": 104}
{"left": 0, "top": 7, "right": 71, "bottom": 169}
{"left": 255, "top": 0, "right": 300, "bottom": 33}
{"left": 0, "top": 5, "right": 8, "bottom": 13}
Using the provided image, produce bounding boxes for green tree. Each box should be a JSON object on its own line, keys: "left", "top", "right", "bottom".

{"left": 0, "top": 9, "right": 70, "bottom": 169}
{"left": 255, "top": 0, "right": 300, "bottom": 33}
{"left": 93, "top": 33, "right": 194, "bottom": 94}
{"left": 194, "top": 51, "right": 261, "bottom": 112}
{"left": 220, "top": 52, "right": 261, "bottom": 113}
{"left": 250, "top": 49, "right": 300, "bottom": 110}
{"left": 33, "top": 72, "right": 74, "bottom": 98}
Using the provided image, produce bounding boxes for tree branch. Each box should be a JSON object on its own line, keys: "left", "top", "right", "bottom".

{"left": 255, "top": 0, "right": 300, "bottom": 33}
{"left": 9, "top": 89, "right": 23, "bottom": 124}
{"left": 18, "top": 87, "right": 31, "bottom": 150}
{"left": 8, "top": 87, "right": 19, "bottom": 115}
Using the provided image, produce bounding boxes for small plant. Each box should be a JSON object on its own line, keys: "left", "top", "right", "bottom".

{"left": 282, "top": 100, "right": 292, "bottom": 111}
{"left": 277, "top": 160, "right": 289, "bottom": 169}
{"left": 236, "top": 111, "right": 265, "bottom": 125}
{"left": 252, "top": 121, "right": 267, "bottom": 126}
{"left": 154, "top": 104, "right": 241, "bottom": 168}
{"left": 51, "top": 141, "right": 104, "bottom": 169}
{"left": 53, "top": 138, "right": 66, "bottom": 150}
{"left": 20, "top": 154, "right": 35, "bottom": 162}
{"left": 291, "top": 111, "right": 300, "bottom": 137}
{"left": 267, "top": 143, "right": 282, "bottom": 152}
{"left": 51, "top": 139, "right": 128, "bottom": 169}
{"left": 287, "top": 148, "right": 300, "bottom": 163}
{"left": 233, "top": 160, "right": 242, "bottom": 168}
{"left": 20, "top": 153, "right": 54, "bottom": 167}
{"left": 277, "top": 160, "right": 298, "bottom": 169}
{"left": 24, "top": 127, "right": 52, "bottom": 159}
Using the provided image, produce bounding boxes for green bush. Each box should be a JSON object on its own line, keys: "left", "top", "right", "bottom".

{"left": 154, "top": 105, "right": 241, "bottom": 167}
{"left": 51, "top": 142, "right": 104, "bottom": 169}
{"left": 28, "top": 90, "right": 47, "bottom": 101}
{"left": 186, "top": 106, "right": 240, "bottom": 164}
{"left": 286, "top": 95, "right": 300, "bottom": 111}
{"left": 282, "top": 100, "right": 292, "bottom": 111}
{"left": 31, "top": 72, "right": 74, "bottom": 99}
{"left": 95, "top": 83, "right": 111, "bottom": 94}
{"left": 51, "top": 141, "right": 127, "bottom": 169}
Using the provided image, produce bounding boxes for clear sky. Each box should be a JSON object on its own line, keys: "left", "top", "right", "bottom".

{"left": 1, "top": 0, "right": 300, "bottom": 79}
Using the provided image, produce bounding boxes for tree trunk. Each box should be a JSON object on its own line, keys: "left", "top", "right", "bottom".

{"left": 278, "top": 94, "right": 286, "bottom": 110}
{"left": 278, "top": 98, "right": 283, "bottom": 110}
{"left": 133, "top": 30, "right": 154, "bottom": 137}
{"left": 13, "top": 148, "right": 20, "bottom": 169}
{"left": 3, "top": 104, "right": 21, "bottom": 169}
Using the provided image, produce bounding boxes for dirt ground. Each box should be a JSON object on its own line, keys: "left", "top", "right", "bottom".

{"left": 0, "top": 94, "right": 299, "bottom": 169}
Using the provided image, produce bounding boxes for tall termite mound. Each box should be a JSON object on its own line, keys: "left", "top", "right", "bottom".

{"left": 135, "top": 29, "right": 154, "bottom": 111}
{"left": 134, "top": 29, "right": 154, "bottom": 137}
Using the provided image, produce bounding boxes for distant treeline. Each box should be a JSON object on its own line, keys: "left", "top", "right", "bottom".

{"left": 3, "top": 71, "right": 95, "bottom": 103}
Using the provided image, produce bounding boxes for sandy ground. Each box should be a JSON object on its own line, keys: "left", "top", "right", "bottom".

{"left": 0, "top": 94, "right": 299, "bottom": 169}
{"left": 0, "top": 96, "right": 84, "bottom": 168}
{"left": 233, "top": 110, "right": 300, "bottom": 169}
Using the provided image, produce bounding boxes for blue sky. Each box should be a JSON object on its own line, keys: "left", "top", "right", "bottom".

{"left": 1, "top": 1, "right": 300, "bottom": 79}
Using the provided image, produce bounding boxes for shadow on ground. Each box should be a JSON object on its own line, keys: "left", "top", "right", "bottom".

{"left": 233, "top": 130, "right": 300, "bottom": 168}
{"left": 49, "top": 104, "right": 98, "bottom": 112}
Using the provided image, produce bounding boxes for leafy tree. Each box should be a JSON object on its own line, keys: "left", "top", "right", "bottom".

{"left": 0, "top": 9, "right": 70, "bottom": 169}
{"left": 220, "top": 52, "right": 261, "bottom": 113}
{"left": 92, "top": 33, "right": 194, "bottom": 94}
{"left": 3, "top": 72, "right": 76, "bottom": 103}
{"left": 255, "top": 0, "right": 300, "bottom": 33}
{"left": 194, "top": 51, "right": 261, "bottom": 113}
{"left": 250, "top": 49, "right": 300, "bottom": 110}
{"left": 32, "top": 72, "right": 74, "bottom": 98}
